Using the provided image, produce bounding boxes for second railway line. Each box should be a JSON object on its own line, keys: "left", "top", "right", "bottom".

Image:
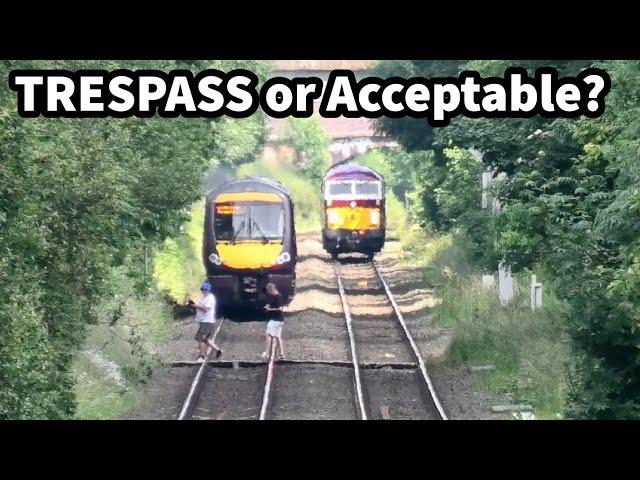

{"left": 175, "top": 247, "right": 446, "bottom": 421}
{"left": 334, "top": 256, "right": 447, "bottom": 420}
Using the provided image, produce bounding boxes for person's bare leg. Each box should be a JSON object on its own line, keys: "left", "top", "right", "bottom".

{"left": 264, "top": 334, "right": 271, "bottom": 354}
{"left": 277, "top": 337, "right": 285, "bottom": 358}
{"left": 206, "top": 338, "right": 220, "bottom": 352}
{"left": 198, "top": 342, "right": 207, "bottom": 357}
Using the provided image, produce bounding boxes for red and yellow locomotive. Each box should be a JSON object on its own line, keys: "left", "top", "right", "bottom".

{"left": 321, "top": 163, "right": 385, "bottom": 259}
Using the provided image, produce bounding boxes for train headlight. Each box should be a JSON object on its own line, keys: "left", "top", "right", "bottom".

{"left": 276, "top": 252, "right": 291, "bottom": 265}
{"left": 327, "top": 211, "right": 340, "bottom": 225}
{"left": 370, "top": 209, "right": 380, "bottom": 225}
{"left": 208, "top": 253, "right": 222, "bottom": 265}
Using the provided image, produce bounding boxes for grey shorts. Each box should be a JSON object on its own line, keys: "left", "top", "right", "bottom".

{"left": 195, "top": 322, "right": 215, "bottom": 342}
{"left": 266, "top": 320, "right": 283, "bottom": 339}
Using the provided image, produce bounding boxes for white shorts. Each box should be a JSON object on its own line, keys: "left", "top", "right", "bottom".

{"left": 266, "top": 320, "right": 283, "bottom": 338}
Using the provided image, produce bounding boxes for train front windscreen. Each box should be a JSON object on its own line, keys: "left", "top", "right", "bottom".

{"left": 214, "top": 201, "right": 284, "bottom": 243}
{"left": 326, "top": 180, "right": 381, "bottom": 197}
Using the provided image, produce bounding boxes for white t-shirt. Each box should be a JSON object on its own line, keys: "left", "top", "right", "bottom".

{"left": 195, "top": 293, "right": 216, "bottom": 323}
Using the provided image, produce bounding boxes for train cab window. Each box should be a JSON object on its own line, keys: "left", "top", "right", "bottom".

{"left": 214, "top": 202, "right": 284, "bottom": 242}
{"left": 327, "top": 182, "right": 353, "bottom": 196}
{"left": 251, "top": 204, "right": 284, "bottom": 240}
{"left": 354, "top": 182, "right": 381, "bottom": 196}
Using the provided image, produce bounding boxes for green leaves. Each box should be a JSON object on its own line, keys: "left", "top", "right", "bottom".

{"left": 283, "top": 117, "right": 331, "bottom": 182}
{"left": 0, "top": 60, "right": 268, "bottom": 418}
{"left": 373, "top": 59, "right": 640, "bottom": 418}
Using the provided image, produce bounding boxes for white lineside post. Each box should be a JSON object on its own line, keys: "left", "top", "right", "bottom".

{"left": 481, "top": 274, "right": 495, "bottom": 289}
{"left": 144, "top": 245, "right": 148, "bottom": 278}
{"left": 481, "top": 169, "right": 496, "bottom": 290}
{"left": 530, "top": 274, "right": 542, "bottom": 310}
{"left": 498, "top": 261, "right": 515, "bottom": 306}
{"left": 481, "top": 170, "right": 493, "bottom": 209}
{"left": 482, "top": 167, "right": 515, "bottom": 306}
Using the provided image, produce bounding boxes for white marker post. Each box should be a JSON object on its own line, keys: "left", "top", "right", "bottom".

{"left": 481, "top": 274, "right": 496, "bottom": 289}
{"left": 498, "top": 261, "right": 515, "bottom": 306}
{"left": 530, "top": 274, "right": 542, "bottom": 310}
{"left": 482, "top": 167, "right": 514, "bottom": 306}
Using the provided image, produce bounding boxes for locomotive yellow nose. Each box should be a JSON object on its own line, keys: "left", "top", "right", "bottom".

{"left": 326, "top": 207, "right": 381, "bottom": 230}
{"left": 215, "top": 242, "right": 283, "bottom": 269}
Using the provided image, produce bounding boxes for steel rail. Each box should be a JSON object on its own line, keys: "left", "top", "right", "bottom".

{"left": 177, "top": 318, "right": 226, "bottom": 420}
{"left": 259, "top": 338, "right": 278, "bottom": 420}
{"left": 372, "top": 261, "right": 448, "bottom": 420}
{"left": 333, "top": 261, "right": 369, "bottom": 420}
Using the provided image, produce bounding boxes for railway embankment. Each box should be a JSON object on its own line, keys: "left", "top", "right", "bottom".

{"left": 71, "top": 273, "right": 177, "bottom": 419}
{"left": 390, "top": 226, "right": 569, "bottom": 419}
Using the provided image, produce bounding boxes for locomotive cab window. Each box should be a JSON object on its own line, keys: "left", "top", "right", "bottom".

{"left": 354, "top": 181, "right": 381, "bottom": 197}
{"left": 327, "top": 182, "right": 353, "bottom": 196}
{"left": 214, "top": 201, "right": 284, "bottom": 243}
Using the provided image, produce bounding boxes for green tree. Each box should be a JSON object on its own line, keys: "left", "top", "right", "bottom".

{"left": 0, "top": 59, "right": 268, "bottom": 418}
{"left": 283, "top": 116, "right": 331, "bottom": 182}
{"left": 373, "top": 59, "right": 640, "bottom": 418}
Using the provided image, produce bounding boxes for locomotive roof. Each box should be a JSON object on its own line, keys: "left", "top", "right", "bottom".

{"left": 324, "top": 163, "right": 383, "bottom": 182}
{"left": 208, "top": 176, "right": 291, "bottom": 199}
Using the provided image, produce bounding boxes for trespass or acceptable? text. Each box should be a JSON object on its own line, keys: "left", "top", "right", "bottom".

{"left": 8, "top": 67, "right": 611, "bottom": 126}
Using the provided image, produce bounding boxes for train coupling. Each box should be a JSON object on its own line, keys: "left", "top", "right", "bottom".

{"left": 242, "top": 276, "right": 258, "bottom": 294}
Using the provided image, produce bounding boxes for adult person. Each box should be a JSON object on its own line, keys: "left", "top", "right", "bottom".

{"left": 190, "top": 281, "right": 223, "bottom": 362}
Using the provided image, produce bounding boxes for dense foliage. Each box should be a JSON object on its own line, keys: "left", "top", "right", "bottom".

{"left": 283, "top": 117, "right": 331, "bottom": 182}
{"left": 374, "top": 60, "right": 640, "bottom": 418}
{"left": 0, "top": 60, "right": 269, "bottom": 418}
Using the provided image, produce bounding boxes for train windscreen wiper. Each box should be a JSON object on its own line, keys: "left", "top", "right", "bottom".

{"left": 252, "top": 221, "right": 269, "bottom": 244}
{"left": 231, "top": 221, "right": 246, "bottom": 244}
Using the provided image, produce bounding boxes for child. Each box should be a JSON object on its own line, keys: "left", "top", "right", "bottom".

{"left": 262, "top": 283, "right": 285, "bottom": 360}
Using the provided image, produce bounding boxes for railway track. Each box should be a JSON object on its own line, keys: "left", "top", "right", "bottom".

{"left": 177, "top": 318, "right": 280, "bottom": 421}
{"left": 177, "top": 318, "right": 227, "bottom": 420}
{"left": 177, "top": 255, "right": 446, "bottom": 420}
{"left": 334, "top": 258, "right": 447, "bottom": 420}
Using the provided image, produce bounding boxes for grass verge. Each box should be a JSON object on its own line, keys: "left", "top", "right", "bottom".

{"left": 401, "top": 229, "right": 569, "bottom": 419}
{"left": 72, "top": 269, "right": 175, "bottom": 419}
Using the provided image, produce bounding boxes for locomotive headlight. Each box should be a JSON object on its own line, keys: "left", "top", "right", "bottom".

{"left": 370, "top": 209, "right": 380, "bottom": 225}
{"left": 327, "top": 210, "right": 340, "bottom": 224}
{"left": 276, "top": 252, "right": 291, "bottom": 265}
{"left": 208, "top": 253, "right": 222, "bottom": 265}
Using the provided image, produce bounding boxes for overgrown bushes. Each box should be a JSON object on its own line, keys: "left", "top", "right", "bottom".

{"left": 72, "top": 266, "right": 175, "bottom": 419}
{"left": 0, "top": 60, "right": 270, "bottom": 418}
{"left": 374, "top": 59, "right": 640, "bottom": 418}
{"left": 238, "top": 156, "right": 324, "bottom": 233}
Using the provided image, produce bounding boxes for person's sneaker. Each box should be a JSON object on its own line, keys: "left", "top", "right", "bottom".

{"left": 278, "top": 354, "right": 285, "bottom": 360}
{"left": 215, "top": 349, "right": 223, "bottom": 359}
{"left": 261, "top": 351, "right": 268, "bottom": 360}
{"left": 197, "top": 355, "right": 205, "bottom": 363}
